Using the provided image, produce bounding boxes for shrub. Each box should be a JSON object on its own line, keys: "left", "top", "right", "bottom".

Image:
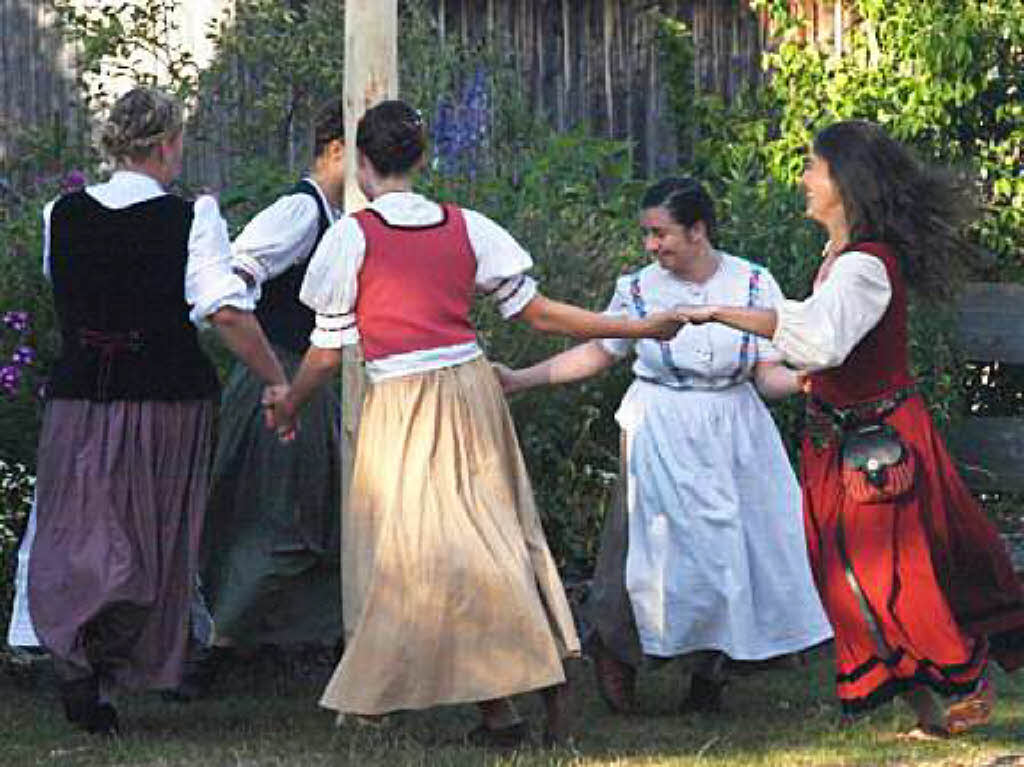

{"left": 0, "top": 459, "right": 34, "bottom": 636}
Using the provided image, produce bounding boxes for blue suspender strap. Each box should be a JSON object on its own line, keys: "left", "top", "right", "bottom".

{"left": 631, "top": 275, "right": 689, "bottom": 384}
{"left": 733, "top": 267, "right": 761, "bottom": 380}
{"left": 629, "top": 276, "right": 647, "bottom": 318}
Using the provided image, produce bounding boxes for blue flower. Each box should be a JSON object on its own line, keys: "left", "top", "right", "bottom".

{"left": 432, "top": 66, "right": 490, "bottom": 176}
{"left": 12, "top": 345, "right": 35, "bottom": 365}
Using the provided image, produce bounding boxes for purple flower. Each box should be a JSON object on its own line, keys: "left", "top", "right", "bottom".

{"left": 12, "top": 345, "right": 35, "bottom": 365}
{"left": 61, "top": 169, "right": 87, "bottom": 192}
{"left": 2, "top": 311, "right": 29, "bottom": 332}
{"left": 0, "top": 364, "right": 21, "bottom": 395}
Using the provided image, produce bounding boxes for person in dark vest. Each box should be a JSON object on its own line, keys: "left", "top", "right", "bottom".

{"left": 264, "top": 100, "right": 687, "bottom": 747}
{"left": 27, "top": 86, "right": 287, "bottom": 735}
{"left": 679, "top": 120, "right": 1024, "bottom": 738}
{"left": 200, "top": 101, "right": 345, "bottom": 659}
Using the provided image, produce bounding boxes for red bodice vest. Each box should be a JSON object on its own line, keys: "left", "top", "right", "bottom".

{"left": 353, "top": 203, "right": 477, "bottom": 362}
{"left": 808, "top": 241, "right": 915, "bottom": 406}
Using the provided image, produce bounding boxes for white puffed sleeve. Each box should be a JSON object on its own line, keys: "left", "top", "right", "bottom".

{"left": 185, "top": 195, "right": 255, "bottom": 327}
{"left": 598, "top": 276, "right": 636, "bottom": 359}
{"left": 41, "top": 199, "right": 56, "bottom": 281}
{"left": 772, "top": 252, "right": 892, "bottom": 371}
{"left": 462, "top": 208, "right": 538, "bottom": 319}
{"left": 231, "top": 193, "right": 321, "bottom": 290}
{"left": 753, "top": 268, "right": 785, "bottom": 364}
{"left": 299, "top": 216, "right": 365, "bottom": 349}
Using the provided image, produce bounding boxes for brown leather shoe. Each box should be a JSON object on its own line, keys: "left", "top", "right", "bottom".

{"left": 591, "top": 638, "right": 636, "bottom": 713}
{"left": 464, "top": 721, "right": 529, "bottom": 749}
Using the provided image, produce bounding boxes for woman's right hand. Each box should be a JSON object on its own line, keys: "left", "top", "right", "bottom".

{"left": 261, "top": 384, "right": 297, "bottom": 442}
{"left": 642, "top": 309, "right": 688, "bottom": 340}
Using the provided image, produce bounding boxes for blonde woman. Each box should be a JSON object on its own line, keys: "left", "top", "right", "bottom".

{"left": 28, "top": 87, "right": 286, "bottom": 735}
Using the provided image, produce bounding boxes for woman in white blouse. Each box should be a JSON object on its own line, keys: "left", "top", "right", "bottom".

{"left": 200, "top": 102, "right": 346, "bottom": 661}
{"left": 26, "top": 87, "right": 286, "bottom": 735}
{"left": 497, "top": 177, "right": 832, "bottom": 715}
{"left": 682, "top": 121, "right": 1024, "bottom": 737}
{"left": 264, "top": 100, "right": 685, "bottom": 747}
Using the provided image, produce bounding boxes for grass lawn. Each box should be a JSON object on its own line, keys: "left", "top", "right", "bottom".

{"left": 1, "top": 646, "right": 1022, "bottom": 767}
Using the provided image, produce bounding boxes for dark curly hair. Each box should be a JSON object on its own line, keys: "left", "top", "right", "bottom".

{"left": 312, "top": 100, "right": 343, "bottom": 158}
{"left": 813, "top": 120, "right": 979, "bottom": 301}
{"left": 356, "top": 100, "right": 426, "bottom": 176}
{"left": 640, "top": 176, "right": 716, "bottom": 240}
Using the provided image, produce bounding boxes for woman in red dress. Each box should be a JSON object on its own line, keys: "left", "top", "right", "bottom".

{"left": 681, "top": 120, "right": 1024, "bottom": 737}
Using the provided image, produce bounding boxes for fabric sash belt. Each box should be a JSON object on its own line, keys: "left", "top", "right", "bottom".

{"left": 806, "top": 384, "right": 917, "bottom": 448}
{"left": 79, "top": 328, "right": 144, "bottom": 400}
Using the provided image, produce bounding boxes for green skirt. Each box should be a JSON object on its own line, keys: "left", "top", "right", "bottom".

{"left": 201, "top": 348, "right": 341, "bottom": 646}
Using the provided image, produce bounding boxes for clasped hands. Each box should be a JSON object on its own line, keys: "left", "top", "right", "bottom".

{"left": 651, "top": 305, "right": 718, "bottom": 335}
{"left": 261, "top": 383, "right": 297, "bottom": 442}
{"left": 635, "top": 304, "right": 717, "bottom": 341}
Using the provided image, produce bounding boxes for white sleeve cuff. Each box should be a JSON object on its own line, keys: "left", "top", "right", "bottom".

{"left": 311, "top": 313, "right": 359, "bottom": 348}
{"left": 493, "top": 275, "right": 538, "bottom": 319}
{"left": 188, "top": 270, "right": 255, "bottom": 328}
{"left": 231, "top": 250, "right": 269, "bottom": 287}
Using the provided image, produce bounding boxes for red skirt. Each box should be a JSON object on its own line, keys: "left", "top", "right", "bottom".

{"left": 801, "top": 395, "right": 1024, "bottom": 714}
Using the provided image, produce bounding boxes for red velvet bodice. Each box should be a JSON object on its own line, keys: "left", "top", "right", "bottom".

{"left": 808, "top": 241, "right": 915, "bottom": 406}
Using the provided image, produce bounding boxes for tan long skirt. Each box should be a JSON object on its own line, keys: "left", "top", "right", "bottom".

{"left": 320, "top": 356, "right": 579, "bottom": 715}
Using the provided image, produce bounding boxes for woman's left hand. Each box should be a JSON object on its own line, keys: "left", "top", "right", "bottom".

{"left": 491, "top": 362, "right": 522, "bottom": 394}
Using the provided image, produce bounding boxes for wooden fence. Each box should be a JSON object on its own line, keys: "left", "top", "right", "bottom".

{"left": 1, "top": 0, "right": 854, "bottom": 187}
{"left": 0, "top": 0, "right": 87, "bottom": 176}
{"left": 423, "top": 0, "right": 769, "bottom": 176}
{"left": 953, "top": 283, "right": 1024, "bottom": 494}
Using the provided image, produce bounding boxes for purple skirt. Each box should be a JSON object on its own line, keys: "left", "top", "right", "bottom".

{"left": 28, "top": 398, "right": 214, "bottom": 690}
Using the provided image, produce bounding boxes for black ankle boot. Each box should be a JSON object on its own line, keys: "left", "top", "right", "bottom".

{"left": 679, "top": 673, "right": 726, "bottom": 713}
{"left": 60, "top": 677, "right": 119, "bottom": 736}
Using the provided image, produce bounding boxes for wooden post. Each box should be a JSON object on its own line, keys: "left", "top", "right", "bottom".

{"left": 603, "top": 0, "right": 614, "bottom": 136}
{"left": 340, "top": 0, "right": 398, "bottom": 515}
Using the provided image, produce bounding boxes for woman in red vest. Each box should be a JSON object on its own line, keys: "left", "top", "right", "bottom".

{"left": 680, "top": 120, "right": 1024, "bottom": 737}
{"left": 264, "top": 100, "right": 685, "bottom": 746}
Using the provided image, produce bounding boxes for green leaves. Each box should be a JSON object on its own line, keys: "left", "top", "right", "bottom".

{"left": 53, "top": 0, "right": 200, "bottom": 112}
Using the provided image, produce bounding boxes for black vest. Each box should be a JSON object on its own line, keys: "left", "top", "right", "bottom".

{"left": 47, "top": 191, "right": 220, "bottom": 401}
{"left": 253, "top": 179, "right": 332, "bottom": 353}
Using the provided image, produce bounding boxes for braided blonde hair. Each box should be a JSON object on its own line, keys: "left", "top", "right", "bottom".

{"left": 100, "top": 87, "right": 183, "bottom": 162}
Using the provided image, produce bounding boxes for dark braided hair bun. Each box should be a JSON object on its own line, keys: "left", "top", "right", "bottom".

{"left": 356, "top": 100, "right": 426, "bottom": 176}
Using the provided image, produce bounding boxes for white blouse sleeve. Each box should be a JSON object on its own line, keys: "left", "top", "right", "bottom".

{"left": 41, "top": 199, "right": 56, "bottom": 281}
{"left": 772, "top": 252, "right": 892, "bottom": 371}
{"left": 299, "top": 216, "right": 365, "bottom": 349}
{"left": 185, "top": 195, "right": 255, "bottom": 327}
{"left": 598, "top": 276, "right": 635, "bottom": 359}
{"left": 231, "top": 193, "right": 321, "bottom": 289}
{"left": 462, "top": 208, "right": 538, "bottom": 319}
{"left": 754, "top": 268, "right": 785, "bottom": 364}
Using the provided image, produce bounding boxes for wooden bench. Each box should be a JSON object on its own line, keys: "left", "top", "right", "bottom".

{"left": 952, "top": 281, "right": 1024, "bottom": 575}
